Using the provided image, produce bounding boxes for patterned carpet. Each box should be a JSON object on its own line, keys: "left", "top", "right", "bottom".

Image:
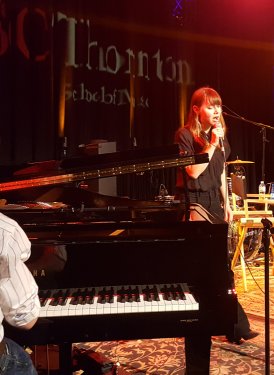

{"left": 68, "top": 263, "right": 274, "bottom": 375}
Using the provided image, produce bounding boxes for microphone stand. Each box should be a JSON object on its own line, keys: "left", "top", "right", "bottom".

{"left": 223, "top": 111, "right": 274, "bottom": 182}
{"left": 223, "top": 110, "right": 274, "bottom": 375}
{"left": 261, "top": 128, "right": 267, "bottom": 183}
{"left": 260, "top": 218, "right": 272, "bottom": 375}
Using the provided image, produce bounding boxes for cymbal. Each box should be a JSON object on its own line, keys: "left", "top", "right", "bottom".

{"left": 227, "top": 159, "right": 255, "bottom": 165}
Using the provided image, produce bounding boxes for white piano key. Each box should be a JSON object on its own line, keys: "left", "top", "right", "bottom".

{"left": 82, "top": 303, "right": 91, "bottom": 315}
{"left": 131, "top": 300, "right": 139, "bottom": 313}
{"left": 185, "top": 292, "right": 199, "bottom": 310}
{"left": 61, "top": 297, "right": 72, "bottom": 316}
{"left": 90, "top": 296, "right": 99, "bottom": 315}
{"left": 68, "top": 304, "right": 77, "bottom": 316}
{"left": 157, "top": 293, "right": 166, "bottom": 311}
{"left": 38, "top": 283, "right": 199, "bottom": 317}
{"left": 102, "top": 303, "right": 112, "bottom": 314}
{"left": 136, "top": 294, "right": 145, "bottom": 313}
{"left": 40, "top": 298, "right": 53, "bottom": 317}
{"left": 109, "top": 295, "right": 118, "bottom": 314}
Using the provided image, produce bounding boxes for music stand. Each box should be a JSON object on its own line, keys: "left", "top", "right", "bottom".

{"left": 261, "top": 218, "right": 272, "bottom": 375}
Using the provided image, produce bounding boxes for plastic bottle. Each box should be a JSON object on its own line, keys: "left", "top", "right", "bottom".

{"left": 270, "top": 183, "right": 274, "bottom": 200}
{"left": 258, "top": 181, "right": 266, "bottom": 198}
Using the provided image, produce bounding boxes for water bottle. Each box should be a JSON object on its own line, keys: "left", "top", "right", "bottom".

{"left": 270, "top": 183, "right": 274, "bottom": 200}
{"left": 258, "top": 181, "right": 266, "bottom": 198}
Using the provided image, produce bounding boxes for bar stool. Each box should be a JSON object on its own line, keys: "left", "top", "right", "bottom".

{"left": 231, "top": 194, "right": 274, "bottom": 291}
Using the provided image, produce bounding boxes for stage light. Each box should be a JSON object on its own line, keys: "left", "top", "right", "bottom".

{"left": 172, "top": 0, "right": 195, "bottom": 27}
{"left": 172, "top": 0, "right": 184, "bottom": 20}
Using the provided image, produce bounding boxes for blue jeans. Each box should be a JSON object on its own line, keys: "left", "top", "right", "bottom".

{"left": 0, "top": 338, "right": 37, "bottom": 374}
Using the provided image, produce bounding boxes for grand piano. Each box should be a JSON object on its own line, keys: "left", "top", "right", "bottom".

{"left": 0, "top": 145, "right": 238, "bottom": 374}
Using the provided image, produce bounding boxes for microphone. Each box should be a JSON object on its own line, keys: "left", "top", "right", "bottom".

{"left": 213, "top": 122, "right": 225, "bottom": 153}
{"left": 219, "top": 136, "right": 225, "bottom": 153}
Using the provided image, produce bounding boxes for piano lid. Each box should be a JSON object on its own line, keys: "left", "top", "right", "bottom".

{"left": 0, "top": 145, "right": 209, "bottom": 193}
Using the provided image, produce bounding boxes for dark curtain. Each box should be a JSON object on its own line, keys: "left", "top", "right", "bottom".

{"left": 0, "top": 0, "right": 274, "bottom": 198}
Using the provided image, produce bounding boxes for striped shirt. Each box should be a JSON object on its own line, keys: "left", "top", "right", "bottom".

{"left": 0, "top": 212, "right": 40, "bottom": 341}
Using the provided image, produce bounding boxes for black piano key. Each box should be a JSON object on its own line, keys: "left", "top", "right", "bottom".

{"left": 84, "top": 287, "right": 95, "bottom": 304}
{"left": 75, "top": 288, "right": 89, "bottom": 304}
{"left": 57, "top": 289, "right": 71, "bottom": 306}
{"left": 141, "top": 285, "right": 158, "bottom": 302}
{"left": 127, "top": 286, "right": 134, "bottom": 302}
{"left": 160, "top": 284, "right": 167, "bottom": 300}
{"left": 39, "top": 289, "right": 52, "bottom": 306}
{"left": 160, "top": 284, "right": 173, "bottom": 301}
{"left": 108, "top": 287, "right": 114, "bottom": 303}
{"left": 77, "top": 287, "right": 91, "bottom": 305}
{"left": 50, "top": 289, "right": 65, "bottom": 306}
{"left": 78, "top": 296, "right": 85, "bottom": 304}
{"left": 97, "top": 287, "right": 106, "bottom": 304}
{"left": 150, "top": 285, "right": 160, "bottom": 302}
{"left": 74, "top": 289, "right": 85, "bottom": 305}
{"left": 168, "top": 284, "right": 178, "bottom": 300}
{"left": 123, "top": 287, "right": 130, "bottom": 303}
{"left": 117, "top": 286, "right": 125, "bottom": 303}
{"left": 104, "top": 287, "right": 114, "bottom": 303}
{"left": 70, "top": 288, "right": 82, "bottom": 305}
{"left": 131, "top": 286, "right": 140, "bottom": 302}
{"left": 142, "top": 285, "right": 150, "bottom": 301}
{"left": 175, "top": 283, "right": 186, "bottom": 300}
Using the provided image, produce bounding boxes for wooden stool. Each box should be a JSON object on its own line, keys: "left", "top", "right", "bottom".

{"left": 231, "top": 216, "right": 274, "bottom": 291}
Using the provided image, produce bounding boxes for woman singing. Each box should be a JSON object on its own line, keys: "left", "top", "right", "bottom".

{"left": 175, "top": 87, "right": 258, "bottom": 374}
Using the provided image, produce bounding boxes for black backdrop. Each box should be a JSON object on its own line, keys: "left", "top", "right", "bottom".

{"left": 0, "top": 0, "right": 274, "bottom": 198}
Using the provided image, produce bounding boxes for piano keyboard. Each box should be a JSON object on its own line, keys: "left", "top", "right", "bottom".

{"left": 39, "top": 283, "right": 199, "bottom": 317}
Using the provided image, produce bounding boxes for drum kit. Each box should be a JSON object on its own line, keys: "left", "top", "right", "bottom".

{"left": 227, "top": 158, "right": 255, "bottom": 177}
{"left": 154, "top": 158, "right": 261, "bottom": 264}
{"left": 226, "top": 157, "right": 254, "bottom": 199}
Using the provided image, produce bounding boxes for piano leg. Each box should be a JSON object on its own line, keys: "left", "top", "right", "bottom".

{"left": 184, "top": 334, "right": 211, "bottom": 374}
{"left": 59, "top": 343, "right": 73, "bottom": 375}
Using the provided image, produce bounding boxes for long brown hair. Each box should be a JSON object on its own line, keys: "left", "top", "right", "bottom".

{"left": 186, "top": 87, "right": 226, "bottom": 145}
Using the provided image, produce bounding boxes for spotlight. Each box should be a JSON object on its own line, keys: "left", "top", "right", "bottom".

{"left": 172, "top": 0, "right": 184, "bottom": 20}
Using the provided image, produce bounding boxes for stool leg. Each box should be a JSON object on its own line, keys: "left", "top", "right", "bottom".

{"left": 232, "top": 227, "right": 246, "bottom": 270}
{"left": 270, "top": 237, "right": 274, "bottom": 276}
{"left": 231, "top": 226, "right": 248, "bottom": 291}
{"left": 240, "top": 242, "right": 248, "bottom": 292}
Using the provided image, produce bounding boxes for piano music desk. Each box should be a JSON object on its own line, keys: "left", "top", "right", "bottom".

{"left": 231, "top": 216, "right": 274, "bottom": 292}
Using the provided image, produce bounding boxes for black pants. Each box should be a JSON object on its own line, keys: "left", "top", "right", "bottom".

{"left": 177, "top": 190, "right": 250, "bottom": 374}
{"left": 233, "top": 301, "right": 251, "bottom": 339}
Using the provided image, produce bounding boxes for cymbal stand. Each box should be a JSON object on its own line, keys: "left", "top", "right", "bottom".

{"left": 261, "top": 217, "right": 272, "bottom": 375}
{"left": 222, "top": 110, "right": 274, "bottom": 182}
{"left": 260, "top": 127, "right": 268, "bottom": 183}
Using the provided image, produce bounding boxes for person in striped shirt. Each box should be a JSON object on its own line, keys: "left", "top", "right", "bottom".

{"left": 0, "top": 212, "right": 40, "bottom": 374}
